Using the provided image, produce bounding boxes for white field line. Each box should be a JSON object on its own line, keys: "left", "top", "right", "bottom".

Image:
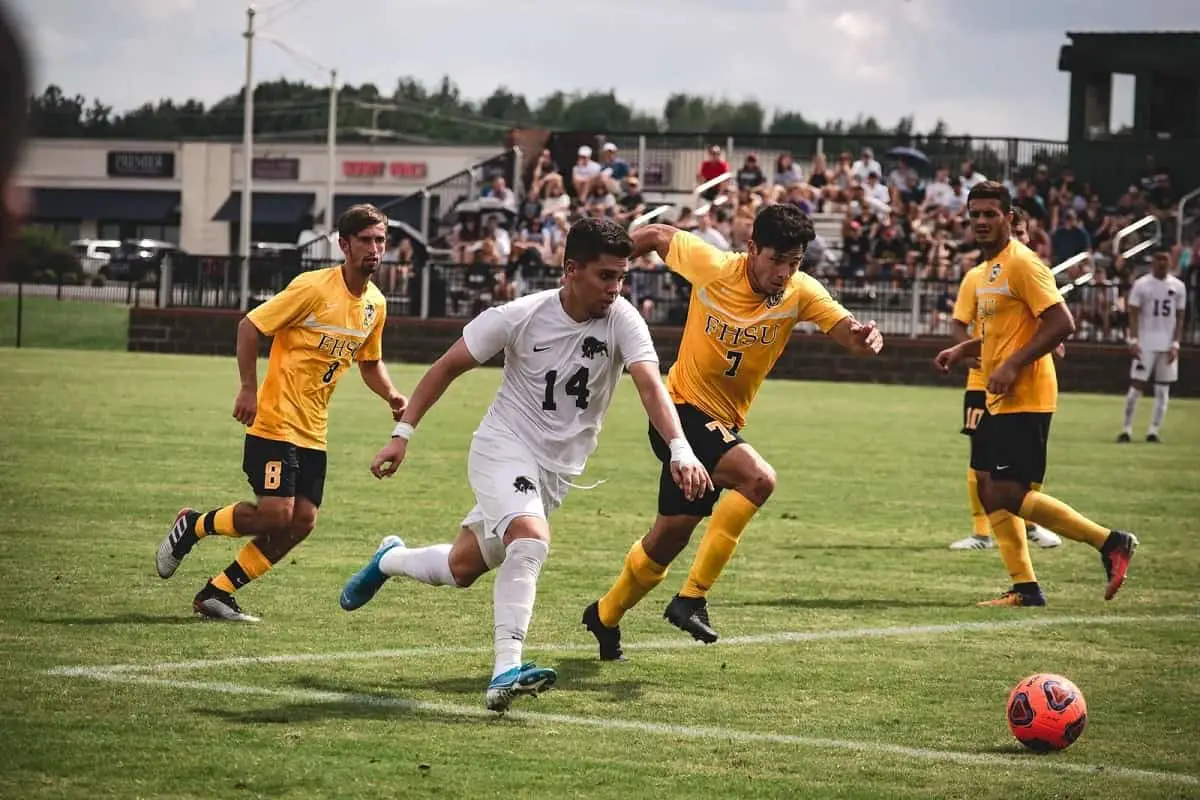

{"left": 45, "top": 614, "right": 1196, "bottom": 677}
{"left": 53, "top": 669, "right": 1200, "bottom": 787}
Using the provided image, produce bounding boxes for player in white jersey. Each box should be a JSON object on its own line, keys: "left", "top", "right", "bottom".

{"left": 1118, "top": 247, "right": 1186, "bottom": 443}
{"left": 338, "top": 217, "right": 712, "bottom": 713}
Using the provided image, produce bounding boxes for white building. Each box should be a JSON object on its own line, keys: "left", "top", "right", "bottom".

{"left": 16, "top": 138, "right": 502, "bottom": 253}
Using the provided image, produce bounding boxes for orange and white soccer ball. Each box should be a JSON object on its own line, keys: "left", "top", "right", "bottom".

{"left": 1006, "top": 673, "right": 1088, "bottom": 752}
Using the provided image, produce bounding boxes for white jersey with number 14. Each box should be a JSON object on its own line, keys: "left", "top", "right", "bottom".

{"left": 462, "top": 289, "right": 659, "bottom": 477}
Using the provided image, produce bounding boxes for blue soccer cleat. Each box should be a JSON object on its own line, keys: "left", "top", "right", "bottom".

{"left": 486, "top": 661, "right": 557, "bottom": 713}
{"left": 339, "top": 535, "right": 404, "bottom": 611}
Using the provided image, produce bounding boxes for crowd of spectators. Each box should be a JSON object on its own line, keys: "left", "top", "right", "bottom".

{"left": 382, "top": 139, "right": 1196, "bottom": 342}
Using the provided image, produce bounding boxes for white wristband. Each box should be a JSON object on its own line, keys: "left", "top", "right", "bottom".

{"left": 668, "top": 436, "right": 697, "bottom": 464}
{"left": 391, "top": 421, "right": 415, "bottom": 440}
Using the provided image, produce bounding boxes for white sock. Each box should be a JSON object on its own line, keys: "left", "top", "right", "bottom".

{"left": 1122, "top": 386, "right": 1142, "bottom": 434}
{"left": 379, "top": 544, "right": 456, "bottom": 587}
{"left": 1150, "top": 384, "right": 1170, "bottom": 434}
{"left": 492, "top": 537, "right": 549, "bottom": 679}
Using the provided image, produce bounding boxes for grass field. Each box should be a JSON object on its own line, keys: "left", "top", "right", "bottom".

{"left": 0, "top": 297, "right": 129, "bottom": 350}
{"left": 1, "top": 348, "right": 1197, "bottom": 800}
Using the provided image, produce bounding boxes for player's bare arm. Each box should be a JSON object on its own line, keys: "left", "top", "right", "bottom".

{"left": 233, "top": 316, "right": 262, "bottom": 426}
{"left": 935, "top": 336, "right": 982, "bottom": 373}
{"left": 988, "top": 303, "right": 1075, "bottom": 395}
{"left": 1127, "top": 303, "right": 1142, "bottom": 356}
{"left": 358, "top": 359, "right": 408, "bottom": 420}
{"left": 626, "top": 360, "right": 714, "bottom": 501}
{"left": 371, "top": 338, "right": 480, "bottom": 478}
{"left": 826, "top": 316, "right": 884, "bottom": 356}
{"left": 630, "top": 223, "right": 678, "bottom": 261}
{"left": 1168, "top": 312, "right": 1184, "bottom": 363}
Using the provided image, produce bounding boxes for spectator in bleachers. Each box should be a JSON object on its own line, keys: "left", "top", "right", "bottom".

{"left": 960, "top": 159, "right": 988, "bottom": 190}
{"left": 922, "top": 166, "right": 955, "bottom": 213}
{"left": 571, "top": 146, "right": 602, "bottom": 197}
{"left": 1051, "top": 209, "right": 1091, "bottom": 264}
{"left": 851, "top": 147, "right": 882, "bottom": 181}
{"left": 694, "top": 211, "right": 731, "bottom": 251}
{"left": 537, "top": 173, "right": 571, "bottom": 220}
{"left": 736, "top": 153, "right": 767, "bottom": 191}
{"left": 599, "top": 142, "right": 631, "bottom": 192}
{"left": 481, "top": 175, "right": 517, "bottom": 210}
{"left": 613, "top": 176, "right": 646, "bottom": 226}
{"left": 697, "top": 145, "right": 730, "bottom": 200}
{"left": 774, "top": 153, "right": 805, "bottom": 188}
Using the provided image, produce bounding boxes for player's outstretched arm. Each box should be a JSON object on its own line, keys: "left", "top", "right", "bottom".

{"left": 358, "top": 359, "right": 408, "bottom": 420}
{"left": 826, "top": 316, "right": 884, "bottom": 356}
{"left": 370, "top": 338, "right": 480, "bottom": 479}
{"left": 630, "top": 223, "right": 678, "bottom": 261}
{"left": 934, "top": 336, "right": 982, "bottom": 374}
{"left": 232, "top": 317, "right": 262, "bottom": 426}
{"left": 626, "top": 361, "right": 713, "bottom": 501}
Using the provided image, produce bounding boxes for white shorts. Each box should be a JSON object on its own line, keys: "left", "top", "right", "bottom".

{"left": 460, "top": 421, "right": 570, "bottom": 570}
{"left": 1130, "top": 351, "right": 1178, "bottom": 384}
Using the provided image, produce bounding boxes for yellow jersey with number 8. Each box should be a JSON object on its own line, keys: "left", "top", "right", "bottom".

{"left": 246, "top": 266, "right": 386, "bottom": 450}
{"left": 664, "top": 231, "right": 849, "bottom": 429}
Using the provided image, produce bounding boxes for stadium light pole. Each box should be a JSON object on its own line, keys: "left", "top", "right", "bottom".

{"left": 239, "top": 5, "right": 256, "bottom": 312}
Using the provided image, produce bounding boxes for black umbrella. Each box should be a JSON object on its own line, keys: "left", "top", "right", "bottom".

{"left": 887, "top": 146, "right": 931, "bottom": 168}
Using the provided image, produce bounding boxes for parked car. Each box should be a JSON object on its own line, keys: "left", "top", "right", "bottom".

{"left": 69, "top": 239, "right": 122, "bottom": 276}
{"left": 101, "top": 239, "right": 183, "bottom": 282}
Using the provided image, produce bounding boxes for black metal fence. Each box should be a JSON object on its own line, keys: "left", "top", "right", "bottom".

{"left": 8, "top": 256, "right": 1198, "bottom": 350}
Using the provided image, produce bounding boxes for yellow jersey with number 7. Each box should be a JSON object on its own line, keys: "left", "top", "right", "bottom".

{"left": 663, "top": 231, "right": 850, "bottom": 429}
{"left": 246, "top": 266, "right": 387, "bottom": 450}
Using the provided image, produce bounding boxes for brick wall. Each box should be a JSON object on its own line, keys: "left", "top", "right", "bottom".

{"left": 128, "top": 308, "right": 1200, "bottom": 397}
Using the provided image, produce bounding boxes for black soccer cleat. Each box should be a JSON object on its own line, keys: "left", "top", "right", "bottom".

{"left": 1146, "top": 433, "right": 1161, "bottom": 443}
{"left": 581, "top": 601, "right": 625, "bottom": 661}
{"left": 1116, "top": 432, "right": 1131, "bottom": 443}
{"left": 664, "top": 594, "right": 719, "bottom": 644}
{"left": 157, "top": 507, "right": 200, "bottom": 579}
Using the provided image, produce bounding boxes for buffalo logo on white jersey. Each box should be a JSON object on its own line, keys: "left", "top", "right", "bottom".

{"left": 513, "top": 476, "right": 536, "bottom": 494}
{"left": 581, "top": 337, "right": 609, "bottom": 359}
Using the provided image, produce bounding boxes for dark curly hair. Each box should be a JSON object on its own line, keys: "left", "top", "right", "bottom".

{"left": 751, "top": 204, "right": 815, "bottom": 255}
{"left": 564, "top": 216, "right": 634, "bottom": 267}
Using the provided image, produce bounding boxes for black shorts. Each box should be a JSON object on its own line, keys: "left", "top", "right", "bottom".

{"left": 969, "top": 411, "right": 1052, "bottom": 486}
{"left": 649, "top": 403, "right": 744, "bottom": 517}
{"left": 242, "top": 434, "right": 328, "bottom": 507}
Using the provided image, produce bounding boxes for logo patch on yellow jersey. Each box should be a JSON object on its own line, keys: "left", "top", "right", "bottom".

{"left": 363, "top": 303, "right": 376, "bottom": 330}
{"left": 765, "top": 291, "right": 783, "bottom": 308}
{"left": 988, "top": 264, "right": 1002, "bottom": 282}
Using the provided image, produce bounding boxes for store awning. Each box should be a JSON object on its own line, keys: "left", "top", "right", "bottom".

{"left": 212, "top": 192, "right": 315, "bottom": 224}
{"left": 30, "top": 188, "right": 180, "bottom": 221}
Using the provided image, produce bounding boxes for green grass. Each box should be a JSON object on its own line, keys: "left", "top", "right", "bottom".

{"left": 0, "top": 297, "right": 129, "bottom": 350}
{"left": 0, "top": 348, "right": 1197, "bottom": 800}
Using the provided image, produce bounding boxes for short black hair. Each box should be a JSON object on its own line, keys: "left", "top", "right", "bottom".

{"left": 967, "top": 180, "right": 1012, "bottom": 213}
{"left": 1010, "top": 207, "right": 1028, "bottom": 226}
{"left": 750, "top": 204, "right": 815, "bottom": 254}
{"left": 0, "top": 1, "right": 29, "bottom": 192}
{"left": 337, "top": 204, "right": 387, "bottom": 239}
{"left": 563, "top": 217, "right": 633, "bottom": 266}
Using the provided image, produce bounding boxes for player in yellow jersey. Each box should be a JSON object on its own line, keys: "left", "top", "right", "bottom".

{"left": 948, "top": 209, "right": 1062, "bottom": 551}
{"left": 935, "top": 182, "right": 1138, "bottom": 607}
{"left": 582, "top": 204, "right": 884, "bottom": 658}
{"left": 155, "top": 204, "right": 408, "bottom": 622}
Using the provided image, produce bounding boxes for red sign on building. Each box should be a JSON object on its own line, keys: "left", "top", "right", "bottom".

{"left": 342, "top": 160, "right": 428, "bottom": 180}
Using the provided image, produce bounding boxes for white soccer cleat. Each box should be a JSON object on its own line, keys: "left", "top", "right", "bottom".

{"left": 1026, "top": 524, "right": 1062, "bottom": 549}
{"left": 949, "top": 535, "right": 994, "bottom": 550}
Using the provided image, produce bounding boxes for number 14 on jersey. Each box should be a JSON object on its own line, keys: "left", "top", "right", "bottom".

{"left": 542, "top": 367, "right": 591, "bottom": 411}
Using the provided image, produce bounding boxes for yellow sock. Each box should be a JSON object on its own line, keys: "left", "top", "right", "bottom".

{"left": 967, "top": 469, "right": 989, "bottom": 537}
{"left": 210, "top": 541, "right": 273, "bottom": 594}
{"left": 196, "top": 504, "right": 240, "bottom": 539}
{"left": 1019, "top": 491, "right": 1109, "bottom": 549}
{"left": 597, "top": 539, "right": 668, "bottom": 627}
{"left": 680, "top": 491, "right": 759, "bottom": 599}
{"left": 987, "top": 510, "right": 1037, "bottom": 584}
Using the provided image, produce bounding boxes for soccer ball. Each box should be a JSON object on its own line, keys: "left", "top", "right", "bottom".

{"left": 1006, "top": 673, "right": 1088, "bottom": 752}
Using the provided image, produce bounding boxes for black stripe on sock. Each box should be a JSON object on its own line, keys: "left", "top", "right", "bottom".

{"left": 223, "top": 561, "right": 251, "bottom": 590}
{"left": 200, "top": 510, "right": 217, "bottom": 536}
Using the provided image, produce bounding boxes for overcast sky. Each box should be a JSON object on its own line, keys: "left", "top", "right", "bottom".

{"left": 8, "top": 0, "right": 1198, "bottom": 141}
